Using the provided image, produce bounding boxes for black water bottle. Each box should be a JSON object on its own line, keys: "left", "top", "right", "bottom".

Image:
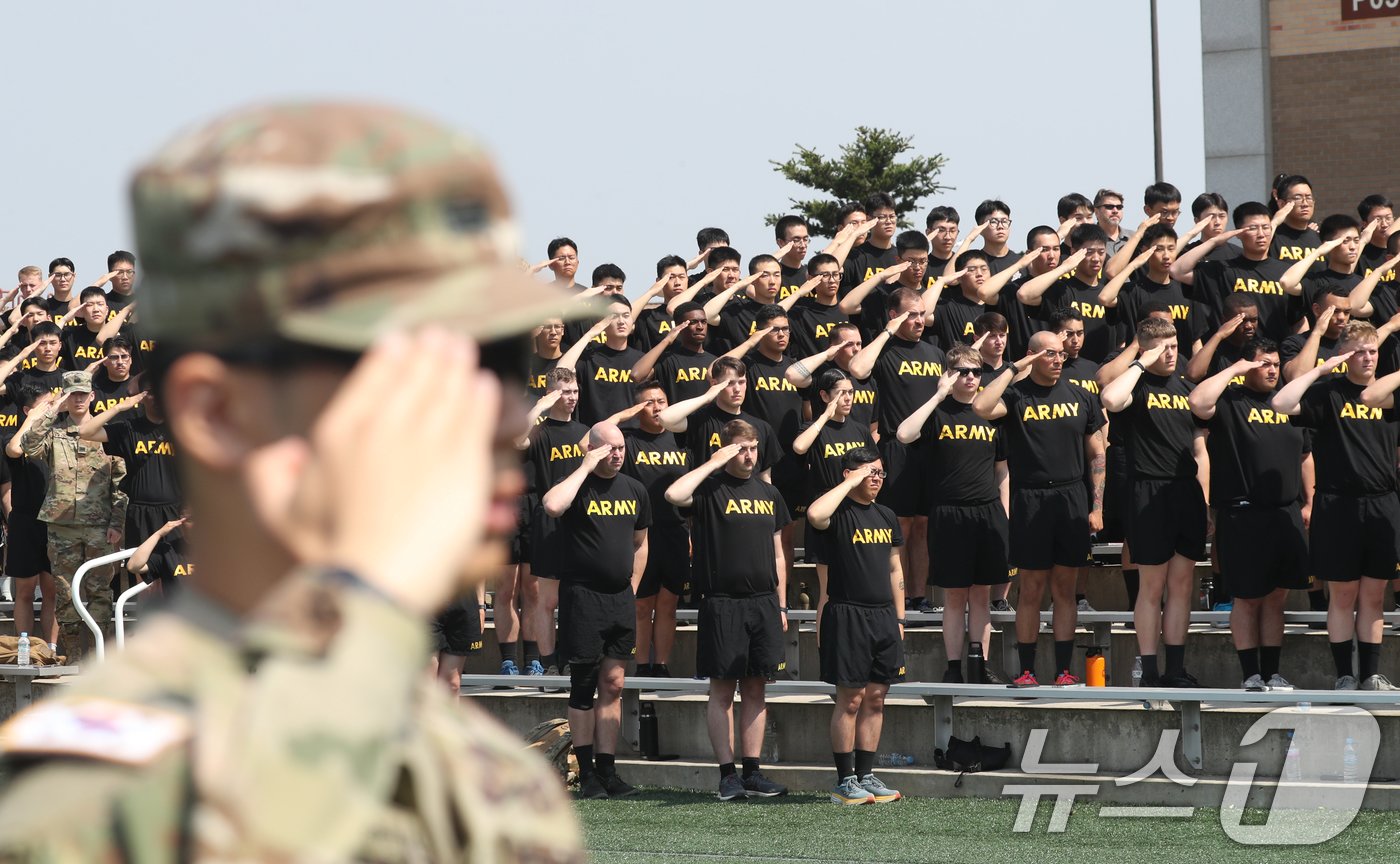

{"left": 967, "top": 642, "right": 986, "bottom": 685}
{"left": 639, "top": 702, "right": 659, "bottom": 760}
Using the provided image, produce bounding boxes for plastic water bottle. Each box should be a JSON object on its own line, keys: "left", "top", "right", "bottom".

{"left": 761, "top": 718, "right": 780, "bottom": 764}
{"left": 1343, "top": 737, "right": 1359, "bottom": 783}
{"left": 15, "top": 632, "right": 29, "bottom": 667}
{"left": 1283, "top": 731, "right": 1302, "bottom": 782}
{"left": 1131, "top": 657, "right": 1143, "bottom": 687}
{"left": 877, "top": 752, "right": 916, "bottom": 767}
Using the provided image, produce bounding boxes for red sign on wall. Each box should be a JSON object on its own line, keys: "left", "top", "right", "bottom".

{"left": 1343, "top": 0, "right": 1400, "bottom": 20}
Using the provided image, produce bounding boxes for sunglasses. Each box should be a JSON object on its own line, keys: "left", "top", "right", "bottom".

{"left": 952, "top": 367, "right": 981, "bottom": 377}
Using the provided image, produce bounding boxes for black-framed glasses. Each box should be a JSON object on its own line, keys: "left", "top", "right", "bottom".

{"left": 987, "top": 218, "right": 1011, "bottom": 228}
{"left": 952, "top": 367, "right": 980, "bottom": 377}
{"left": 1099, "top": 204, "right": 1125, "bottom": 211}
{"left": 863, "top": 469, "right": 887, "bottom": 479}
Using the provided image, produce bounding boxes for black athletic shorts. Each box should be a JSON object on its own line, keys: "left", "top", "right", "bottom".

{"left": 510, "top": 495, "right": 535, "bottom": 566}
{"left": 5, "top": 516, "right": 49, "bottom": 580}
{"left": 928, "top": 500, "right": 1011, "bottom": 589}
{"left": 557, "top": 581, "right": 636, "bottom": 664}
{"left": 877, "top": 438, "right": 925, "bottom": 518}
{"left": 818, "top": 602, "right": 905, "bottom": 688}
{"left": 803, "top": 518, "right": 824, "bottom": 564}
{"left": 1216, "top": 504, "right": 1309, "bottom": 599}
{"left": 1008, "top": 483, "right": 1090, "bottom": 571}
{"left": 125, "top": 502, "right": 183, "bottom": 550}
{"left": 1126, "top": 477, "right": 1207, "bottom": 566}
{"left": 1310, "top": 491, "right": 1400, "bottom": 583}
{"left": 430, "top": 596, "right": 484, "bottom": 655}
{"left": 637, "top": 522, "right": 691, "bottom": 599}
{"left": 697, "top": 592, "right": 785, "bottom": 680}
{"left": 528, "top": 505, "right": 561, "bottom": 579}
{"left": 1099, "top": 444, "right": 1129, "bottom": 544}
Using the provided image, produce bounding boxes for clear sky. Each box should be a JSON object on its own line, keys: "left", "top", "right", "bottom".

{"left": 2, "top": 1, "right": 1204, "bottom": 294}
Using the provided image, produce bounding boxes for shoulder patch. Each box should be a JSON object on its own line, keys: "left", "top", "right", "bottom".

{"left": 0, "top": 698, "right": 190, "bottom": 765}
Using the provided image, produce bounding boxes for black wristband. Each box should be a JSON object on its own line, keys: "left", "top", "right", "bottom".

{"left": 896, "top": 619, "right": 907, "bottom": 625}
{"left": 1130, "top": 360, "right": 1146, "bottom": 372}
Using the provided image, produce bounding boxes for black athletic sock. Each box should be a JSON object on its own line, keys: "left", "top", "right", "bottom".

{"left": 1139, "top": 654, "right": 1159, "bottom": 682}
{"left": 719, "top": 762, "right": 737, "bottom": 780}
{"left": 1017, "top": 642, "right": 1037, "bottom": 676}
{"left": 1237, "top": 648, "right": 1260, "bottom": 680}
{"left": 1054, "top": 640, "right": 1074, "bottom": 675}
{"left": 499, "top": 640, "right": 518, "bottom": 663}
{"left": 1164, "top": 644, "right": 1186, "bottom": 678}
{"left": 1308, "top": 588, "right": 1328, "bottom": 611}
{"left": 523, "top": 640, "right": 540, "bottom": 664}
{"left": 854, "top": 749, "right": 875, "bottom": 778}
{"left": 1260, "top": 646, "right": 1282, "bottom": 680}
{"left": 947, "top": 658, "right": 964, "bottom": 677}
{"left": 595, "top": 753, "right": 616, "bottom": 776}
{"left": 576, "top": 745, "right": 595, "bottom": 779}
{"left": 1123, "top": 568, "right": 1140, "bottom": 611}
{"left": 1358, "top": 641, "right": 1382, "bottom": 681}
{"left": 834, "top": 751, "right": 855, "bottom": 780}
{"left": 1330, "top": 640, "right": 1355, "bottom": 679}
{"left": 741, "top": 757, "right": 760, "bottom": 779}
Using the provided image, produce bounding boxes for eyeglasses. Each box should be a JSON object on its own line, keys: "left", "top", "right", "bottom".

{"left": 874, "top": 214, "right": 898, "bottom": 222}
{"left": 987, "top": 218, "right": 1011, "bottom": 228}
{"left": 1040, "top": 350, "right": 1068, "bottom": 360}
{"left": 1287, "top": 194, "right": 1315, "bottom": 203}
{"left": 1156, "top": 209, "right": 1181, "bottom": 218}
{"left": 952, "top": 367, "right": 981, "bottom": 377}
{"left": 554, "top": 255, "right": 578, "bottom": 263}
{"left": 540, "top": 323, "right": 565, "bottom": 331}
{"left": 817, "top": 271, "right": 841, "bottom": 279}
{"left": 1240, "top": 225, "right": 1272, "bottom": 234}
{"left": 765, "top": 326, "right": 790, "bottom": 334}
{"left": 1099, "top": 203, "right": 1124, "bottom": 211}
{"left": 113, "top": 269, "right": 136, "bottom": 277}
{"left": 862, "top": 469, "right": 887, "bottom": 479}
{"left": 931, "top": 226, "right": 958, "bottom": 236}
{"left": 51, "top": 272, "right": 74, "bottom": 279}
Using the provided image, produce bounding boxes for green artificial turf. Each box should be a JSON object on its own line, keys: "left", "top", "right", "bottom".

{"left": 576, "top": 790, "right": 1400, "bottom": 864}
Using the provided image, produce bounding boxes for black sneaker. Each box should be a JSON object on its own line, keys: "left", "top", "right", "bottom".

{"left": 1159, "top": 673, "right": 1201, "bottom": 688}
{"left": 578, "top": 774, "right": 608, "bottom": 800}
{"left": 600, "top": 771, "right": 638, "bottom": 798}
{"left": 941, "top": 669, "right": 965, "bottom": 684}
{"left": 982, "top": 667, "right": 1009, "bottom": 686}
{"left": 651, "top": 664, "right": 672, "bottom": 678}
{"left": 717, "top": 773, "right": 748, "bottom": 801}
{"left": 635, "top": 663, "right": 653, "bottom": 677}
{"left": 741, "top": 771, "right": 787, "bottom": 798}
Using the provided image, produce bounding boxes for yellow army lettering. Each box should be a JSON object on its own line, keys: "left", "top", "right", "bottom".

{"left": 1068, "top": 378, "right": 1100, "bottom": 394}
{"left": 814, "top": 322, "right": 836, "bottom": 340}
{"left": 1072, "top": 300, "right": 1106, "bottom": 319}
{"left": 1022, "top": 402, "right": 1080, "bottom": 421}
{"left": 675, "top": 367, "right": 707, "bottom": 383}
{"left": 529, "top": 374, "right": 547, "bottom": 391}
{"left": 1245, "top": 407, "right": 1289, "bottom": 424}
{"left": 896, "top": 360, "right": 943, "bottom": 377}
{"left": 1316, "top": 357, "right": 1348, "bottom": 373}
{"left": 1230, "top": 278, "right": 1284, "bottom": 296}
{"left": 1365, "top": 266, "right": 1396, "bottom": 284}
{"left": 138, "top": 339, "right": 156, "bottom": 353}
{"left": 594, "top": 367, "right": 633, "bottom": 383}
{"left": 723, "top": 498, "right": 777, "bottom": 516}
{"left": 586, "top": 499, "right": 639, "bottom": 516}
{"left": 1276, "top": 245, "right": 1320, "bottom": 262}
{"left": 1145, "top": 393, "right": 1190, "bottom": 411}
{"left": 961, "top": 321, "right": 974, "bottom": 336}
{"left": 549, "top": 444, "right": 584, "bottom": 462}
{"left": 850, "top": 528, "right": 894, "bottom": 544}
{"left": 0, "top": 415, "right": 15, "bottom": 428}
{"left": 1340, "top": 402, "right": 1385, "bottom": 420}
{"left": 657, "top": 321, "right": 673, "bottom": 334}
{"left": 822, "top": 440, "right": 868, "bottom": 459}
{"left": 73, "top": 346, "right": 103, "bottom": 361}
{"left": 172, "top": 563, "right": 194, "bottom": 577}
{"left": 852, "top": 389, "right": 876, "bottom": 405}
{"left": 755, "top": 376, "right": 796, "bottom": 392}
{"left": 635, "top": 450, "right": 688, "bottom": 467}
{"left": 133, "top": 440, "right": 174, "bottom": 456}
{"left": 937, "top": 424, "right": 996, "bottom": 442}
{"left": 862, "top": 266, "right": 887, "bottom": 281}
{"left": 1169, "top": 304, "right": 1189, "bottom": 320}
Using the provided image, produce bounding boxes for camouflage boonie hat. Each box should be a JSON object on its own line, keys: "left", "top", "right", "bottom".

{"left": 131, "top": 102, "right": 586, "bottom": 351}
{"left": 61, "top": 371, "right": 93, "bottom": 396}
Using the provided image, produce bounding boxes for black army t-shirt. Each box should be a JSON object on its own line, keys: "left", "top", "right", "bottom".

{"left": 576, "top": 342, "right": 644, "bottom": 425}
{"left": 790, "top": 297, "right": 847, "bottom": 359}
{"left": 779, "top": 262, "right": 809, "bottom": 302}
{"left": 622, "top": 427, "right": 691, "bottom": 528}
{"left": 683, "top": 405, "right": 782, "bottom": 473}
{"left": 690, "top": 472, "right": 792, "bottom": 596}
{"left": 1205, "top": 385, "right": 1303, "bottom": 507}
{"left": 1295, "top": 377, "right": 1399, "bottom": 496}
{"left": 803, "top": 417, "right": 874, "bottom": 495}
{"left": 556, "top": 473, "right": 653, "bottom": 592}
{"left": 1038, "top": 277, "right": 1119, "bottom": 362}
{"left": 1119, "top": 275, "right": 1201, "bottom": 357}
{"left": 1120, "top": 372, "right": 1199, "bottom": 480}
{"left": 713, "top": 296, "right": 768, "bottom": 356}
{"left": 524, "top": 418, "right": 589, "bottom": 494}
{"left": 812, "top": 497, "right": 903, "bottom": 606}
{"left": 631, "top": 304, "right": 673, "bottom": 352}
{"left": 871, "top": 337, "right": 946, "bottom": 431}
{"left": 999, "top": 274, "right": 1046, "bottom": 362}
{"left": 931, "top": 293, "right": 985, "bottom": 352}
{"left": 655, "top": 346, "right": 718, "bottom": 404}
{"left": 1192, "top": 256, "right": 1299, "bottom": 341}
{"left": 1271, "top": 223, "right": 1322, "bottom": 270}
{"left": 104, "top": 416, "right": 180, "bottom": 505}
{"left": 923, "top": 398, "right": 1003, "bottom": 505}
{"left": 1000, "top": 378, "right": 1104, "bottom": 487}
{"left": 1060, "top": 355, "right": 1102, "bottom": 396}
{"left": 802, "top": 364, "right": 877, "bottom": 431}
{"left": 526, "top": 353, "right": 560, "bottom": 402}
{"left": 840, "top": 242, "right": 898, "bottom": 295}
{"left": 90, "top": 372, "right": 137, "bottom": 416}
{"left": 1280, "top": 332, "right": 1343, "bottom": 376}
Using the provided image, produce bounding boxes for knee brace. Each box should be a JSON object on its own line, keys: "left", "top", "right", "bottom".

{"left": 568, "top": 661, "right": 600, "bottom": 711}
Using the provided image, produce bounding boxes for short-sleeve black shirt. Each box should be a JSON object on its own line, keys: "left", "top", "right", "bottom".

{"left": 622, "top": 427, "right": 691, "bottom": 528}
{"left": 1295, "top": 377, "right": 1399, "bottom": 496}
{"left": 1000, "top": 378, "right": 1105, "bottom": 488}
{"left": 576, "top": 342, "right": 644, "bottom": 425}
{"left": 871, "top": 337, "right": 946, "bottom": 431}
{"left": 103, "top": 416, "right": 181, "bottom": 505}
{"left": 690, "top": 472, "right": 792, "bottom": 596}
{"left": 812, "top": 497, "right": 903, "bottom": 606}
{"left": 654, "top": 347, "right": 719, "bottom": 404}
{"left": 555, "top": 473, "right": 653, "bottom": 592}
{"left": 1192, "top": 256, "right": 1299, "bottom": 341}
{"left": 1205, "top": 385, "right": 1304, "bottom": 507}
{"left": 1121, "top": 372, "right": 1200, "bottom": 480}
{"left": 923, "top": 398, "right": 1003, "bottom": 505}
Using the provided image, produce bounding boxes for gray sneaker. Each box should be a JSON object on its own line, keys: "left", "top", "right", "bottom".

{"left": 717, "top": 773, "right": 747, "bottom": 802}
{"left": 1077, "top": 598, "right": 1096, "bottom": 613}
{"left": 858, "top": 773, "right": 901, "bottom": 803}
{"left": 1361, "top": 674, "right": 1399, "bottom": 691}
{"left": 1266, "top": 673, "right": 1294, "bottom": 691}
{"left": 830, "top": 775, "right": 874, "bottom": 805}
{"left": 1243, "top": 674, "right": 1267, "bottom": 692}
{"left": 990, "top": 599, "right": 1012, "bottom": 613}
{"left": 1335, "top": 675, "right": 1359, "bottom": 691}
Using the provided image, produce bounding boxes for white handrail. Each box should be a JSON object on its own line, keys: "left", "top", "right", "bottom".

{"left": 114, "top": 579, "right": 154, "bottom": 650}
{"left": 71, "top": 548, "right": 137, "bottom": 662}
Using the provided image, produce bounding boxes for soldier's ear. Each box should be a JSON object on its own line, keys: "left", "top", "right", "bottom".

{"left": 159, "top": 353, "right": 269, "bottom": 471}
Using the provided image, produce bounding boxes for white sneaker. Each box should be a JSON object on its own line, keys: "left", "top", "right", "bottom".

{"left": 1243, "top": 674, "right": 1267, "bottom": 692}
{"left": 1266, "top": 674, "right": 1294, "bottom": 691}
{"left": 1, "top": 576, "right": 10, "bottom": 602}
{"left": 1077, "top": 598, "right": 1095, "bottom": 613}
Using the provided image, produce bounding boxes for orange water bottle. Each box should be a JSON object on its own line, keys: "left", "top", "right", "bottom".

{"left": 1086, "top": 647, "right": 1106, "bottom": 687}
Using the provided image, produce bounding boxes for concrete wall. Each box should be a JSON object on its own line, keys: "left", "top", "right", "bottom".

{"left": 1201, "top": 0, "right": 1273, "bottom": 212}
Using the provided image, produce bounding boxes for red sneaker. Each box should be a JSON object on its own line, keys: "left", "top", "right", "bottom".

{"left": 1054, "top": 671, "right": 1083, "bottom": 687}
{"left": 1012, "top": 670, "right": 1039, "bottom": 688}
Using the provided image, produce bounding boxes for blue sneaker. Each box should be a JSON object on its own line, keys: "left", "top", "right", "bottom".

{"left": 500, "top": 659, "right": 520, "bottom": 675}
{"left": 526, "top": 659, "right": 545, "bottom": 676}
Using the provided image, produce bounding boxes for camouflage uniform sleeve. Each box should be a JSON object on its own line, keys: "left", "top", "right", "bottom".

{"left": 187, "top": 565, "right": 441, "bottom": 859}
{"left": 107, "top": 455, "right": 128, "bottom": 535}
{"left": 18, "top": 411, "right": 56, "bottom": 460}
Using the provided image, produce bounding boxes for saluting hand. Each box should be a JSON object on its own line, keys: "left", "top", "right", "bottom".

{"left": 709, "top": 442, "right": 743, "bottom": 466}
{"left": 582, "top": 442, "right": 614, "bottom": 471}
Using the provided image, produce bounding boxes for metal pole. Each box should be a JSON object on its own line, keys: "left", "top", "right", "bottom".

{"left": 1150, "top": 0, "right": 1164, "bottom": 182}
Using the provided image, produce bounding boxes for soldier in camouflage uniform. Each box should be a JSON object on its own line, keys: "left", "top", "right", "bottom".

{"left": 0, "top": 103, "right": 588, "bottom": 862}
{"left": 17, "top": 371, "right": 127, "bottom": 663}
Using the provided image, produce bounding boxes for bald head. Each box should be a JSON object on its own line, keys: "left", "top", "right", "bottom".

{"left": 1028, "top": 331, "right": 1063, "bottom": 354}
{"left": 589, "top": 421, "right": 626, "bottom": 477}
